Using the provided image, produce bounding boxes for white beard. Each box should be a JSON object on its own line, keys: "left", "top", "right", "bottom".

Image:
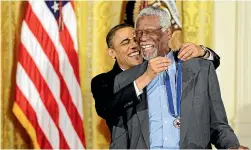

{"left": 142, "top": 47, "right": 158, "bottom": 60}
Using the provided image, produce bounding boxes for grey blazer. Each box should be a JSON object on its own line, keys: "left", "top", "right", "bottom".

{"left": 113, "top": 58, "right": 240, "bottom": 149}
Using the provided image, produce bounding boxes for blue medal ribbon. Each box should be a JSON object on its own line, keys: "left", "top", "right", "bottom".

{"left": 165, "top": 59, "right": 182, "bottom": 118}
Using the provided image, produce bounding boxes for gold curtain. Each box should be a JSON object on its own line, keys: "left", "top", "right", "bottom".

{"left": 1, "top": 1, "right": 121, "bottom": 149}
{"left": 1, "top": 1, "right": 32, "bottom": 148}
{"left": 75, "top": 1, "right": 122, "bottom": 149}
{"left": 178, "top": 1, "right": 214, "bottom": 47}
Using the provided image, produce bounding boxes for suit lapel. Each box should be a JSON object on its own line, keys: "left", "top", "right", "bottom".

{"left": 111, "top": 61, "right": 123, "bottom": 76}
{"left": 113, "top": 61, "right": 148, "bottom": 93}
{"left": 113, "top": 61, "right": 150, "bottom": 148}
{"left": 180, "top": 59, "right": 201, "bottom": 145}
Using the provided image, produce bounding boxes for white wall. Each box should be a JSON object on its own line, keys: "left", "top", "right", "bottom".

{"left": 214, "top": 1, "right": 251, "bottom": 147}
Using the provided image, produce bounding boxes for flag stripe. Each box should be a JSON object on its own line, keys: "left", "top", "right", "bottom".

{"left": 59, "top": 27, "right": 80, "bottom": 83}
{"left": 18, "top": 43, "right": 69, "bottom": 149}
{"left": 16, "top": 63, "right": 59, "bottom": 148}
{"left": 29, "top": 0, "right": 84, "bottom": 120}
{"left": 25, "top": 2, "right": 85, "bottom": 147}
{"left": 14, "top": 89, "right": 52, "bottom": 149}
{"left": 61, "top": 2, "right": 80, "bottom": 83}
{"left": 20, "top": 21, "right": 59, "bottom": 127}
{"left": 15, "top": 0, "right": 86, "bottom": 148}
{"left": 62, "top": 2, "right": 78, "bottom": 51}
{"left": 21, "top": 21, "right": 84, "bottom": 148}
{"left": 70, "top": 0, "right": 75, "bottom": 9}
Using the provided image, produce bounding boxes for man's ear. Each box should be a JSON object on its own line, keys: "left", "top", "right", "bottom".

{"left": 165, "top": 27, "right": 172, "bottom": 40}
{"left": 108, "top": 48, "right": 116, "bottom": 59}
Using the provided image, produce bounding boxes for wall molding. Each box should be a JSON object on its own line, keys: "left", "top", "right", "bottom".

{"left": 234, "top": 1, "right": 251, "bottom": 147}
{"left": 214, "top": 1, "right": 251, "bottom": 147}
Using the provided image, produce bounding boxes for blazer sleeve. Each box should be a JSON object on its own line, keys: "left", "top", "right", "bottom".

{"left": 208, "top": 62, "right": 239, "bottom": 148}
{"left": 91, "top": 74, "right": 141, "bottom": 120}
{"left": 206, "top": 47, "right": 220, "bottom": 69}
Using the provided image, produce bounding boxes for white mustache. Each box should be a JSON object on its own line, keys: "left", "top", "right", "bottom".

{"left": 141, "top": 47, "right": 158, "bottom": 60}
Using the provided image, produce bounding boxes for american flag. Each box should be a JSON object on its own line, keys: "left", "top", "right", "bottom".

{"left": 13, "top": 0, "right": 86, "bottom": 149}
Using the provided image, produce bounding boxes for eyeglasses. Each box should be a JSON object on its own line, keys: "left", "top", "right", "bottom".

{"left": 134, "top": 27, "right": 163, "bottom": 39}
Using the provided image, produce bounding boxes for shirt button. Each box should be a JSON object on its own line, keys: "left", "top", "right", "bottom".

{"left": 165, "top": 121, "right": 168, "bottom": 123}
{"left": 165, "top": 137, "right": 168, "bottom": 141}
{"left": 163, "top": 105, "right": 166, "bottom": 108}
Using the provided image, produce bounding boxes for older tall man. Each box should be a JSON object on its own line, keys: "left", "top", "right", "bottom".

{"left": 91, "top": 25, "right": 222, "bottom": 150}
{"left": 91, "top": 10, "right": 225, "bottom": 150}
{"left": 106, "top": 6, "right": 247, "bottom": 149}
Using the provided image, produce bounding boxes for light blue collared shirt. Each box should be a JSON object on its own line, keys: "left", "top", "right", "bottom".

{"left": 147, "top": 51, "right": 180, "bottom": 149}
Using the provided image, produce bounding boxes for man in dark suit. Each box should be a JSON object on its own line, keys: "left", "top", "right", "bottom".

{"left": 91, "top": 20, "right": 227, "bottom": 148}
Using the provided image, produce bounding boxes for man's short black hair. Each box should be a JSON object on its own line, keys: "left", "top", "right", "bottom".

{"left": 106, "top": 24, "right": 133, "bottom": 48}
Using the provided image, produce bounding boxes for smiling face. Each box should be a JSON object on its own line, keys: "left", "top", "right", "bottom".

{"left": 136, "top": 15, "right": 172, "bottom": 60}
{"left": 108, "top": 27, "right": 143, "bottom": 70}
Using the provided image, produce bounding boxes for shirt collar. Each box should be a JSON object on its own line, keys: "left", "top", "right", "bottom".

{"left": 165, "top": 50, "right": 175, "bottom": 61}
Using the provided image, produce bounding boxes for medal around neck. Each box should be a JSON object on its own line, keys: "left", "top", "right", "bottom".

{"left": 173, "top": 117, "right": 180, "bottom": 128}
{"left": 166, "top": 59, "right": 182, "bottom": 129}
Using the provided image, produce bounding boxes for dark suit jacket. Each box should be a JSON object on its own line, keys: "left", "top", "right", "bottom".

{"left": 91, "top": 50, "right": 238, "bottom": 149}
{"left": 91, "top": 61, "right": 148, "bottom": 149}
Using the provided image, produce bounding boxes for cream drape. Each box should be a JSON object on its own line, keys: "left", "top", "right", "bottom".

{"left": 214, "top": 1, "right": 251, "bottom": 147}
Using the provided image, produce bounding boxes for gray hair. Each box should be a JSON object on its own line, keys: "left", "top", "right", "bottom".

{"left": 135, "top": 6, "right": 171, "bottom": 32}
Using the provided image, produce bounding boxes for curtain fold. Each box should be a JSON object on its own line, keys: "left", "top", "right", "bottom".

{"left": 1, "top": 1, "right": 31, "bottom": 148}
{"left": 181, "top": 1, "right": 214, "bottom": 48}
{"left": 76, "top": 1, "right": 122, "bottom": 148}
